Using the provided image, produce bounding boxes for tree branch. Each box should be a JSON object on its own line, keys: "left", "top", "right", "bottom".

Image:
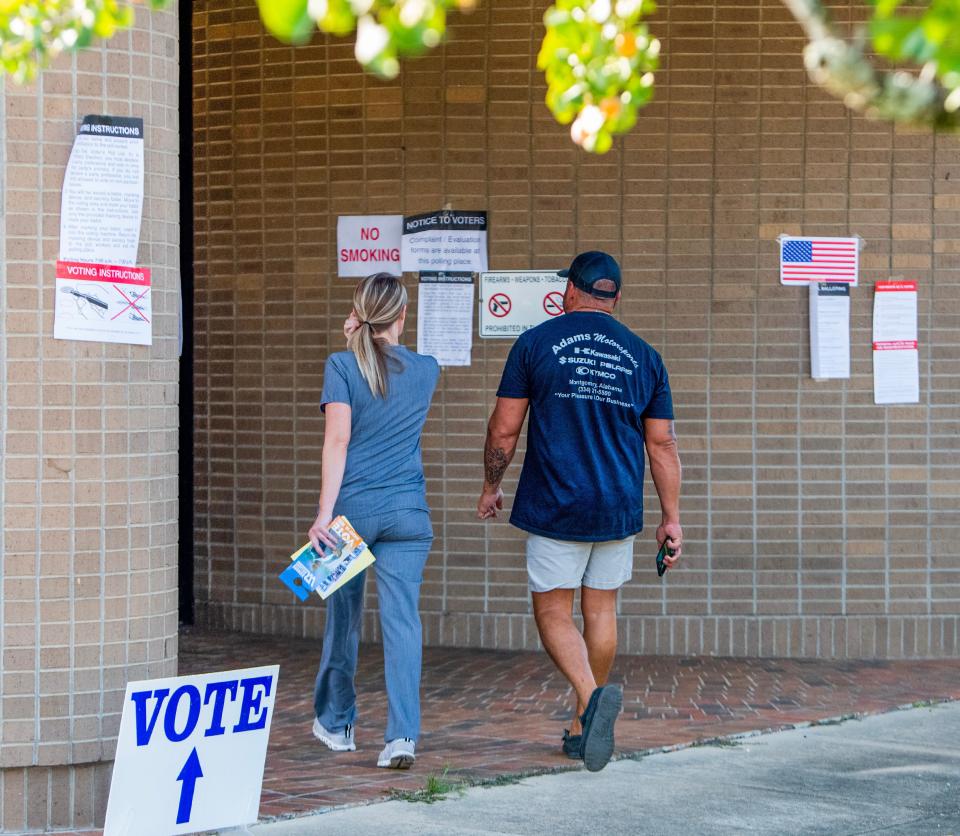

{"left": 781, "top": 0, "right": 960, "bottom": 129}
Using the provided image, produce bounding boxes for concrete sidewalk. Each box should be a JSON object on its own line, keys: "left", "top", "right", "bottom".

{"left": 249, "top": 702, "right": 960, "bottom": 835}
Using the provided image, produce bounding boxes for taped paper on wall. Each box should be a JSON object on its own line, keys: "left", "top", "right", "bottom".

{"left": 54, "top": 260, "right": 152, "bottom": 346}
{"left": 872, "top": 280, "right": 919, "bottom": 405}
{"left": 337, "top": 215, "right": 403, "bottom": 277}
{"left": 416, "top": 277, "right": 474, "bottom": 366}
{"left": 809, "top": 283, "right": 850, "bottom": 379}
{"left": 779, "top": 236, "right": 859, "bottom": 286}
{"left": 401, "top": 210, "right": 488, "bottom": 273}
{"left": 60, "top": 115, "right": 144, "bottom": 266}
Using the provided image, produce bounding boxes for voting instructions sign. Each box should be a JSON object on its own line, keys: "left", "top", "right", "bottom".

{"left": 54, "top": 260, "right": 152, "bottom": 346}
{"left": 479, "top": 270, "right": 568, "bottom": 338}
{"left": 60, "top": 115, "right": 144, "bottom": 268}
{"left": 104, "top": 665, "right": 279, "bottom": 836}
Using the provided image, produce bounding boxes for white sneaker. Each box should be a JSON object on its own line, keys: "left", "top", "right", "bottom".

{"left": 377, "top": 737, "right": 416, "bottom": 769}
{"left": 312, "top": 718, "right": 356, "bottom": 752}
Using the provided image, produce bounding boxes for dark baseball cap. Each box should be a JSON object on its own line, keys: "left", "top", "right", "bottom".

{"left": 558, "top": 251, "right": 621, "bottom": 299}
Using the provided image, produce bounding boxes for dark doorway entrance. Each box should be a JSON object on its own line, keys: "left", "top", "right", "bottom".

{"left": 178, "top": 0, "right": 194, "bottom": 625}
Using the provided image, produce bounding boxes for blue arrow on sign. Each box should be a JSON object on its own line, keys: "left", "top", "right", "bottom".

{"left": 176, "top": 747, "right": 204, "bottom": 824}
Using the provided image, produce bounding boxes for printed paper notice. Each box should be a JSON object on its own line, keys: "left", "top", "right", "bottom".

{"left": 872, "top": 280, "right": 919, "bottom": 405}
{"left": 809, "top": 283, "right": 850, "bottom": 379}
{"left": 60, "top": 115, "right": 144, "bottom": 266}
{"left": 401, "top": 210, "right": 488, "bottom": 273}
{"left": 54, "top": 260, "right": 152, "bottom": 346}
{"left": 337, "top": 215, "right": 402, "bottom": 277}
{"left": 417, "top": 279, "right": 473, "bottom": 366}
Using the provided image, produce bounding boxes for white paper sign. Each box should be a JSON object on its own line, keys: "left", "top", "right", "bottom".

{"left": 873, "top": 280, "right": 918, "bottom": 342}
{"left": 54, "top": 260, "right": 152, "bottom": 346}
{"left": 479, "top": 270, "right": 567, "bottom": 338}
{"left": 417, "top": 278, "right": 474, "bottom": 366}
{"left": 337, "top": 215, "right": 403, "bottom": 277}
{"left": 401, "top": 210, "right": 488, "bottom": 273}
{"left": 60, "top": 115, "right": 144, "bottom": 266}
{"left": 872, "top": 280, "right": 919, "bottom": 405}
{"left": 103, "top": 665, "right": 279, "bottom": 836}
{"left": 874, "top": 346, "right": 920, "bottom": 404}
{"left": 809, "top": 283, "right": 850, "bottom": 379}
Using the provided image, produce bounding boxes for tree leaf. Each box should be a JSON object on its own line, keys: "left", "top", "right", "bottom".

{"left": 256, "top": 0, "right": 316, "bottom": 45}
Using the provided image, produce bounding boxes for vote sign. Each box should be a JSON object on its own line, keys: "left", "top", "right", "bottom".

{"left": 104, "top": 665, "right": 279, "bottom": 836}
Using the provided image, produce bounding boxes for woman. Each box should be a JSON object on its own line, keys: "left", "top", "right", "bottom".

{"left": 307, "top": 272, "right": 440, "bottom": 770}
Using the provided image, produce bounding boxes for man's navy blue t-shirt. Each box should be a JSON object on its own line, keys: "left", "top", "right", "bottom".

{"left": 496, "top": 311, "right": 674, "bottom": 542}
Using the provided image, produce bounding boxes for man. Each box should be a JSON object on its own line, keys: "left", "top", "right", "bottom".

{"left": 477, "top": 251, "right": 682, "bottom": 773}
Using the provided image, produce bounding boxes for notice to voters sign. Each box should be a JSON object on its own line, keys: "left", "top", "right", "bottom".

{"left": 401, "top": 210, "right": 488, "bottom": 274}
{"left": 479, "top": 270, "right": 568, "bottom": 338}
{"left": 103, "top": 665, "right": 279, "bottom": 836}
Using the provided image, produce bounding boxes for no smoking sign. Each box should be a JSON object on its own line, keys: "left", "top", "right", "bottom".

{"left": 543, "top": 291, "right": 564, "bottom": 316}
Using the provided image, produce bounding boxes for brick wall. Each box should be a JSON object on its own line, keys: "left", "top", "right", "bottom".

{"left": 191, "top": 0, "right": 960, "bottom": 659}
{"left": 0, "top": 5, "right": 180, "bottom": 831}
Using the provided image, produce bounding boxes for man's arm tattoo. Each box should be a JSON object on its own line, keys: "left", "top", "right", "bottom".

{"left": 484, "top": 445, "right": 509, "bottom": 487}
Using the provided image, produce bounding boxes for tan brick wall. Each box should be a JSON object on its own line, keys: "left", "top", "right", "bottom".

{"left": 0, "top": 4, "right": 180, "bottom": 831}
{"left": 192, "top": 0, "right": 960, "bottom": 659}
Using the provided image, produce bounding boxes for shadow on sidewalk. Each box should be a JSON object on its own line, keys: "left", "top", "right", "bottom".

{"left": 179, "top": 629, "right": 960, "bottom": 822}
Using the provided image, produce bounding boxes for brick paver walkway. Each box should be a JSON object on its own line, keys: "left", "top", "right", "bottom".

{"left": 178, "top": 629, "right": 960, "bottom": 822}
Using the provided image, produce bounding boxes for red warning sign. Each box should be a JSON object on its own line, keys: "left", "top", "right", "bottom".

{"left": 489, "top": 293, "right": 511, "bottom": 318}
{"left": 543, "top": 291, "right": 564, "bottom": 317}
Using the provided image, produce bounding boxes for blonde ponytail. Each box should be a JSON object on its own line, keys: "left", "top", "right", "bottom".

{"left": 348, "top": 273, "right": 407, "bottom": 398}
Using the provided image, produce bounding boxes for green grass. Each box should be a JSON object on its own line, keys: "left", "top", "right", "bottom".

{"left": 389, "top": 767, "right": 466, "bottom": 804}
{"left": 387, "top": 764, "right": 546, "bottom": 804}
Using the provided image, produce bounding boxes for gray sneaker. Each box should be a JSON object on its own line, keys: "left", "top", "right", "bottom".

{"left": 312, "top": 718, "right": 356, "bottom": 752}
{"left": 377, "top": 737, "right": 416, "bottom": 769}
{"left": 579, "top": 685, "right": 622, "bottom": 772}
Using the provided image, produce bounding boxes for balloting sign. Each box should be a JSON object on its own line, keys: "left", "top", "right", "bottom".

{"left": 479, "top": 270, "right": 567, "bottom": 338}
{"left": 103, "top": 665, "right": 279, "bottom": 836}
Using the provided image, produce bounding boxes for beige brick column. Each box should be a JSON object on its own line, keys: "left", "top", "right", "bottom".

{"left": 0, "top": 5, "right": 180, "bottom": 831}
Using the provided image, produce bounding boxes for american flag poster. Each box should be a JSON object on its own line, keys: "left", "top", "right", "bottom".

{"left": 779, "top": 236, "right": 859, "bottom": 286}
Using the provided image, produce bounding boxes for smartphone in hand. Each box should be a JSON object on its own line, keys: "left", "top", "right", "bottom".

{"left": 656, "top": 540, "right": 676, "bottom": 577}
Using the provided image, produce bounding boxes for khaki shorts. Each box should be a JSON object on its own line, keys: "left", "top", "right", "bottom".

{"left": 526, "top": 533, "right": 636, "bottom": 593}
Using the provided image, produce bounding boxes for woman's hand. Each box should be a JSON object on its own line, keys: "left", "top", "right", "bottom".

{"left": 343, "top": 310, "right": 361, "bottom": 341}
{"left": 308, "top": 511, "right": 340, "bottom": 552}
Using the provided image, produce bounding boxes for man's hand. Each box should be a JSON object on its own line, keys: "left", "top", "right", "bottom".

{"left": 655, "top": 521, "right": 683, "bottom": 570}
{"left": 477, "top": 397, "right": 527, "bottom": 522}
{"left": 477, "top": 487, "right": 504, "bottom": 520}
{"left": 308, "top": 512, "right": 341, "bottom": 551}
